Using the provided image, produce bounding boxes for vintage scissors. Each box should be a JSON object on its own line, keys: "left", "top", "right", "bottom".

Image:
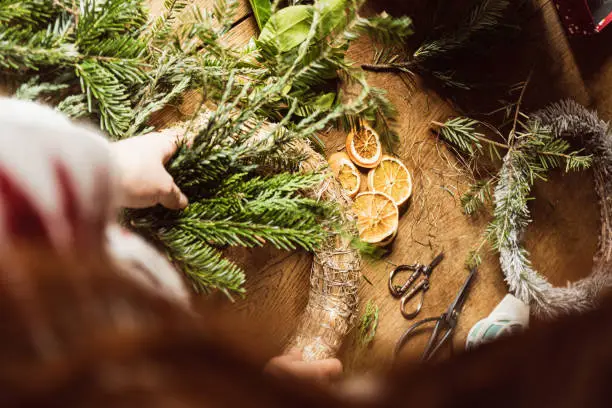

{"left": 394, "top": 266, "right": 477, "bottom": 361}
{"left": 388, "top": 253, "right": 444, "bottom": 320}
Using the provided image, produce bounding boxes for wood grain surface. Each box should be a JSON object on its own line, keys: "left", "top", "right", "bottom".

{"left": 5, "top": 0, "right": 607, "bottom": 374}
{"left": 145, "top": 0, "right": 612, "bottom": 373}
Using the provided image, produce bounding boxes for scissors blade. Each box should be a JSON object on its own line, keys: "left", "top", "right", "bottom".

{"left": 446, "top": 266, "right": 477, "bottom": 318}
{"left": 423, "top": 252, "right": 444, "bottom": 275}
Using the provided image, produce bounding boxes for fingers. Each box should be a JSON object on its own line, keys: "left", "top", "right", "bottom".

{"left": 158, "top": 179, "right": 189, "bottom": 210}
{"left": 157, "top": 130, "right": 182, "bottom": 164}
{"left": 110, "top": 130, "right": 191, "bottom": 209}
{"left": 156, "top": 128, "right": 191, "bottom": 163}
{"left": 265, "top": 349, "right": 343, "bottom": 383}
{"left": 282, "top": 359, "right": 343, "bottom": 382}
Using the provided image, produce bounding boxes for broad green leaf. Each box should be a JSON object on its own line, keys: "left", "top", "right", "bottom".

{"left": 258, "top": 5, "right": 313, "bottom": 52}
{"left": 318, "top": 0, "right": 346, "bottom": 37}
{"left": 293, "top": 92, "right": 336, "bottom": 117}
{"left": 248, "top": 0, "right": 272, "bottom": 31}
{"left": 313, "top": 92, "right": 335, "bottom": 110}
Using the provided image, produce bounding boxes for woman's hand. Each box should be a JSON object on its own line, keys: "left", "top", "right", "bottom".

{"left": 265, "top": 348, "right": 343, "bottom": 383}
{"left": 110, "top": 130, "right": 188, "bottom": 210}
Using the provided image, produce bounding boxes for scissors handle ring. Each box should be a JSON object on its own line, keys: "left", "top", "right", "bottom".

{"left": 394, "top": 316, "right": 442, "bottom": 358}
{"left": 388, "top": 264, "right": 422, "bottom": 297}
{"left": 400, "top": 280, "right": 428, "bottom": 319}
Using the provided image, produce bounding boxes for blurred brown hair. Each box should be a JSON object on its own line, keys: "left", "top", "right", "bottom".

{"left": 3, "top": 237, "right": 612, "bottom": 408}
{"left": 0, "top": 241, "right": 348, "bottom": 408}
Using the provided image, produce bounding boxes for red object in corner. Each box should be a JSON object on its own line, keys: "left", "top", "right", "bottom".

{"left": 552, "top": 0, "right": 612, "bottom": 35}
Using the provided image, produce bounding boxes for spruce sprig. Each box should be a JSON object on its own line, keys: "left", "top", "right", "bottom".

{"left": 461, "top": 178, "right": 495, "bottom": 215}
{"left": 252, "top": 0, "right": 413, "bottom": 151}
{"left": 413, "top": 0, "right": 510, "bottom": 62}
{"left": 1, "top": 0, "right": 151, "bottom": 136}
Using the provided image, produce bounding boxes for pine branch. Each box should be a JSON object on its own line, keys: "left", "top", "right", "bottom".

{"left": 461, "top": 178, "right": 495, "bottom": 215}
{"left": 465, "top": 249, "right": 483, "bottom": 269}
{"left": 486, "top": 153, "right": 532, "bottom": 251}
{"left": 432, "top": 91, "right": 592, "bottom": 279}
{"left": 254, "top": 0, "right": 411, "bottom": 150}
{"left": 359, "top": 299, "right": 379, "bottom": 346}
{"left": 75, "top": 0, "right": 148, "bottom": 47}
{"left": 363, "top": 0, "right": 513, "bottom": 89}
{"left": 520, "top": 121, "right": 593, "bottom": 173}
{"left": 4, "top": 0, "right": 394, "bottom": 296}
{"left": 158, "top": 227, "right": 246, "bottom": 297}
{"left": 414, "top": 0, "right": 511, "bottom": 61}
{"left": 213, "top": 0, "right": 239, "bottom": 34}
{"left": 352, "top": 12, "right": 413, "bottom": 46}
{"left": 13, "top": 76, "right": 67, "bottom": 101}
{"left": 75, "top": 59, "right": 134, "bottom": 136}
{"left": 0, "top": 27, "right": 79, "bottom": 69}
{"left": 432, "top": 117, "right": 485, "bottom": 154}
{"left": 56, "top": 94, "right": 89, "bottom": 118}
{"left": 0, "top": 0, "right": 54, "bottom": 25}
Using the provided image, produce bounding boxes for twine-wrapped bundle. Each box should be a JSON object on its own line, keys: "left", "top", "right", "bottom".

{"left": 170, "top": 115, "right": 363, "bottom": 360}
{"left": 288, "top": 141, "right": 362, "bottom": 361}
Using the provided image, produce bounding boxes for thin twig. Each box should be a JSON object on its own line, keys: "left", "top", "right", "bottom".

{"left": 431, "top": 120, "right": 509, "bottom": 150}
{"left": 508, "top": 70, "right": 533, "bottom": 145}
{"left": 361, "top": 63, "right": 411, "bottom": 73}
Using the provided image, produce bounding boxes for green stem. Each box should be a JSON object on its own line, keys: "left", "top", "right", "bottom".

{"left": 431, "top": 120, "right": 509, "bottom": 150}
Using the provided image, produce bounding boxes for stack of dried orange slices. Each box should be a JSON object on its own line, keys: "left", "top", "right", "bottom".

{"left": 328, "top": 125, "right": 413, "bottom": 247}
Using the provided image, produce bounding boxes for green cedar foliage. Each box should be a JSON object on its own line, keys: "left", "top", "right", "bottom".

{"left": 0, "top": 0, "right": 149, "bottom": 136}
{"left": 2, "top": 0, "right": 411, "bottom": 296}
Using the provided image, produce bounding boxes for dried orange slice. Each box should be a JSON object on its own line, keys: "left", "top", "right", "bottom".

{"left": 377, "top": 227, "right": 398, "bottom": 247}
{"left": 328, "top": 152, "right": 360, "bottom": 198}
{"left": 345, "top": 125, "right": 383, "bottom": 169}
{"left": 352, "top": 192, "right": 399, "bottom": 245}
{"left": 367, "top": 156, "right": 413, "bottom": 206}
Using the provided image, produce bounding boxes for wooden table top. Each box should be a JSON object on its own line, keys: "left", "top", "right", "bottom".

{"left": 149, "top": 0, "right": 612, "bottom": 373}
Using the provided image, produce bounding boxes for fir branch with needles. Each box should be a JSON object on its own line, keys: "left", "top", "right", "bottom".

{"left": 461, "top": 178, "right": 495, "bottom": 215}
{"left": 413, "top": 0, "right": 511, "bottom": 62}
{"left": 13, "top": 76, "right": 68, "bottom": 101}
{"left": 0, "top": 0, "right": 150, "bottom": 136}
{"left": 431, "top": 83, "right": 592, "bottom": 277}
{"left": 362, "top": 0, "right": 515, "bottom": 90}
{"left": 4, "top": 0, "right": 410, "bottom": 296}
{"left": 433, "top": 95, "right": 612, "bottom": 317}
{"left": 3, "top": 0, "right": 413, "bottom": 145}
{"left": 252, "top": 0, "right": 413, "bottom": 150}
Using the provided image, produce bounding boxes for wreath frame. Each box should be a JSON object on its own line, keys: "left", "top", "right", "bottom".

{"left": 499, "top": 100, "right": 612, "bottom": 318}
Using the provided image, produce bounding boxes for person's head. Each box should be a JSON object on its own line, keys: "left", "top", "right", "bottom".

{"left": 0, "top": 238, "right": 350, "bottom": 408}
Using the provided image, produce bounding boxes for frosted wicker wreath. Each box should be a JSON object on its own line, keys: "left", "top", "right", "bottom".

{"left": 500, "top": 100, "right": 612, "bottom": 319}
